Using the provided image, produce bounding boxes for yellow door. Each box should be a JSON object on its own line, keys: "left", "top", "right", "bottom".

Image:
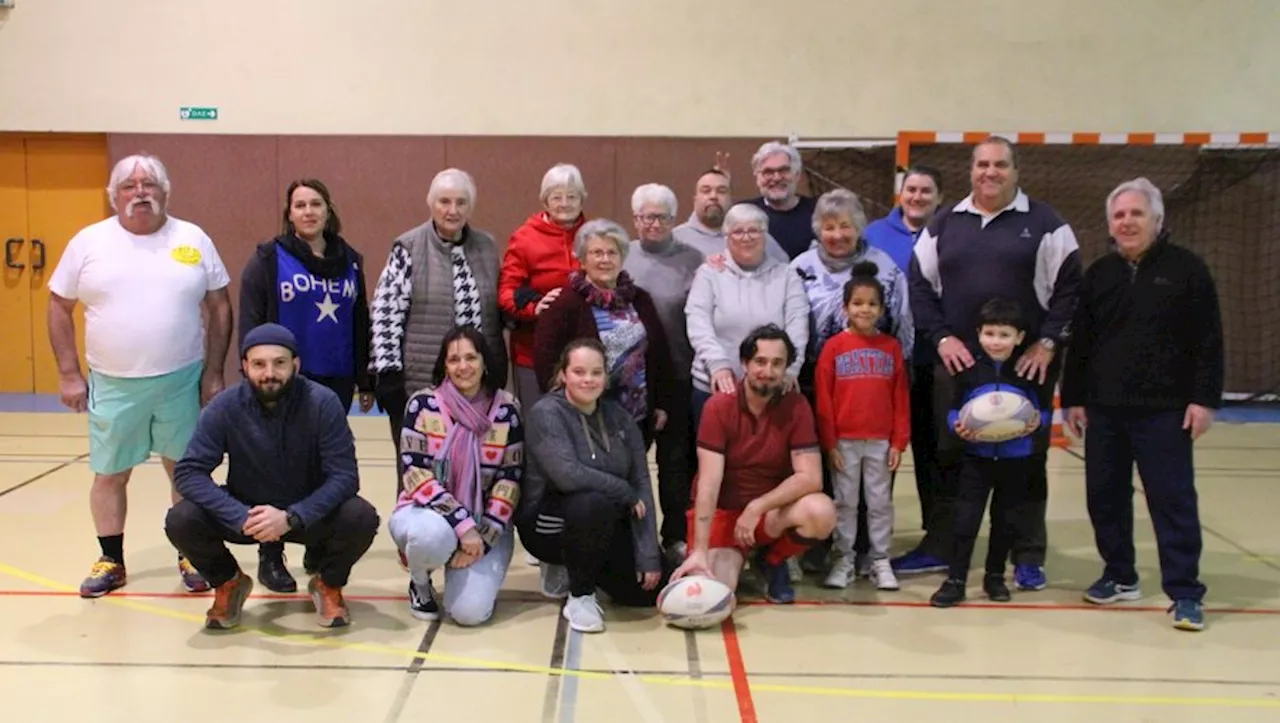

{"left": 26, "top": 136, "right": 106, "bottom": 395}
{"left": 0, "top": 137, "right": 33, "bottom": 393}
{"left": 0, "top": 133, "right": 105, "bottom": 394}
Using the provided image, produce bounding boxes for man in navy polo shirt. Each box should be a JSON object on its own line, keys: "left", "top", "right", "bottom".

{"left": 903, "top": 136, "right": 1082, "bottom": 591}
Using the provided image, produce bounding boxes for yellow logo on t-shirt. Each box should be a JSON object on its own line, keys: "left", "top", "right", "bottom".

{"left": 171, "top": 245, "right": 202, "bottom": 265}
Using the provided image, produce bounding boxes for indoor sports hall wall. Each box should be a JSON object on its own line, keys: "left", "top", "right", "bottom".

{"left": 2, "top": 0, "right": 1278, "bottom": 137}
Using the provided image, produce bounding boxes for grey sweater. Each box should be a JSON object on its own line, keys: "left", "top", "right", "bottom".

{"left": 671, "top": 214, "right": 790, "bottom": 264}
{"left": 622, "top": 237, "right": 706, "bottom": 380}
{"left": 518, "top": 391, "right": 661, "bottom": 572}
{"left": 684, "top": 256, "right": 810, "bottom": 392}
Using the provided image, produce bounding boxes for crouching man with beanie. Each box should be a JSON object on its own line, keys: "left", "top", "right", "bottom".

{"left": 166, "top": 323, "right": 380, "bottom": 630}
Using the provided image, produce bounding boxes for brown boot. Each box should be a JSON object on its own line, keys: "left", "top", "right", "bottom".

{"left": 205, "top": 572, "right": 253, "bottom": 629}
{"left": 307, "top": 575, "right": 350, "bottom": 628}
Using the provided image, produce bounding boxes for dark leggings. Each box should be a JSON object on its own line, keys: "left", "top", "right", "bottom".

{"left": 517, "top": 490, "right": 669, "bottom": 606}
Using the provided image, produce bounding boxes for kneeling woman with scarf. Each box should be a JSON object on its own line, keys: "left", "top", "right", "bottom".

{"left": 387, "top": 326, "right": 523, "bottom": 626}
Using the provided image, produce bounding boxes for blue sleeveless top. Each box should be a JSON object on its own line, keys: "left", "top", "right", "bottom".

{"left": 275, "top": 243, "right": 358, "bottom": 378}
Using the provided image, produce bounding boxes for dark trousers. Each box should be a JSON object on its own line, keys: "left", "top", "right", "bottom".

{"left": 518, "top": 490, "right": 670, "bottom": 606}
{"left": 306, "top": 374, "right": 356, "bottom": 415}
{"left": 655, "top": 379, "right": 694, "bottom": 546}
{"left": 949, "top": 455, "right": 1039, "bottom": 579}
{"left": 164, "top": 497, "right": 380, "bottom": 589}
{"left": 909, "top": 362, "right": 940, "bottom": 530}
{"left": 1084, "top": 407, "right": 1206, "bottom": 602}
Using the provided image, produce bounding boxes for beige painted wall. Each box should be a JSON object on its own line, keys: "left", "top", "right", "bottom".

{"left": 1, "top": 0, "right": 1276, "bottom": 136}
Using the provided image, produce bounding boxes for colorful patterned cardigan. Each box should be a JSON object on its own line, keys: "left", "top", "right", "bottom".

{"left": 393, "top": 386, "right": 524, "bottom": 552}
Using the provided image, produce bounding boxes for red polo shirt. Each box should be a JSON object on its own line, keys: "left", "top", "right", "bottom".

{"left": 695, "top": 386, "right": 820, "bottom": 511}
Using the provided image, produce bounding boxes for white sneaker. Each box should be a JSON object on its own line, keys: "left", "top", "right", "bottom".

{"left": 539, "top": 563, "right": 570, "bottom": 599}
{"left": 823, "top": 557, "right": 857, "bottom": 589}
{"left": 526, "top": 551, "right": 541, "bottom": 566}
{"left": 870, "top": 558, "right": 900, "bottom": 591}
{"left": 563, "top": 593, "right": 605, "bottom": 633}
{"left": 786, "top": 556, "right": 803, "bottom": 583}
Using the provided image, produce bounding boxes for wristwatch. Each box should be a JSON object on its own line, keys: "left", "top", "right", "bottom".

{"left": 285, "top": 511, "right": 303, "bottom": 531}
{"left": 1038, "top": 338, "right": 1057, "bottom": 351}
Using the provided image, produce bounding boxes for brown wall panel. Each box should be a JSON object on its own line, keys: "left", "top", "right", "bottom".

{"left": 612, "top": 137, "right": 777, "bottom": 227}
{"left": 107, "top": 134, "right": 280, "bottom": 384}
{"left": 441, "top": 136, "right": 620, "bottom": 248}
{"left": 276, "top": 135, "right": 446, "bottom": 277}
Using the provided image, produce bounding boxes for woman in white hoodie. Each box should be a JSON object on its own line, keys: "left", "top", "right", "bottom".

{"left": 684, "top": 203, "right": 810, "bottom": 431}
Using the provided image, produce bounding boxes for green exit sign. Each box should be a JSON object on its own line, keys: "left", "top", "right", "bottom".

{"left": 179, "top": 107, "right": 218, "bottom": 121}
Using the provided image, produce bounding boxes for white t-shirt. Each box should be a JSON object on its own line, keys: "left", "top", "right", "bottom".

{"left": 47, "top": 215, "right": 231, "bottom": 378}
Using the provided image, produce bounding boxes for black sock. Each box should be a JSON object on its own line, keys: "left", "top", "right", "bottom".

{"left": 98, "top": 535, "right": 124, "bottom": 564}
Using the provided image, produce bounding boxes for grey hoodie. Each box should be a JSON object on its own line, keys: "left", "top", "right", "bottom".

{"left": 683, "top": 255, "right": 811, "bottom": 392}
{"left": 518, "top": 390, "right": 661, "bottom": 573}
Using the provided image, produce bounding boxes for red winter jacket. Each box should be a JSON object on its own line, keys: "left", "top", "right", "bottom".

{"left": 498, "top": 212, "right": 585, "bottom": 367}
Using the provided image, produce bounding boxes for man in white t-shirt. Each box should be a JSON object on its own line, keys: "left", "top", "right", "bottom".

{"left": 46, "top": 153, "right": 234, "bottom": 598}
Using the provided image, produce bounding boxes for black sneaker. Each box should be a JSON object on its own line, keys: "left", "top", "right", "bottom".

{"left": 930, "top": 578, "right": 967, "bottom": 607}
{"left": 408, "top": 579, "right": 440, "bottom": 622}
{"left": 257, "top": 544, "right": 297, "bottom": 593}
{"left": 983, "top": 573, "right": 1012, "bottom": 602}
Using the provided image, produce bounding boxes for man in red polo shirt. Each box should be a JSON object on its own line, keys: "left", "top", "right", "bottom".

{"left": 672, "top": 324, "right": 836, "bottom": 603}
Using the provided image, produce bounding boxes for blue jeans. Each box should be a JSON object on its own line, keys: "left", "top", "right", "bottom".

{"left": 1085, "top": 407, "right": 1206, "bottom": 602}
{"left": 388, "top": 505, "right": 515, "bottom": 626}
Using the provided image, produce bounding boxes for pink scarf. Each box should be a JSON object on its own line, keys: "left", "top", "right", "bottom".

{"left": 434, "top": 380, "right": 494, "bottom": 515}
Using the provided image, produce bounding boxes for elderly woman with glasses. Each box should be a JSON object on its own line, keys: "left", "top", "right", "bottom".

{"left": 532, "top": 218, "right": 675, "bottom": 447}
{"left": 499, "top": 163, "right": 590, "bottom": 412}
{"left": 684, "top": 202, "right": 810, "bottom": 430}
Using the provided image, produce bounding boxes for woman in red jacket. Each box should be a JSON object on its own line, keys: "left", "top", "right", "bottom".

{"left": 532, "top": 218, "right": 675, "bottom": 448}
{"left": 498, "top": 163, "right": 588, "bottom": 409}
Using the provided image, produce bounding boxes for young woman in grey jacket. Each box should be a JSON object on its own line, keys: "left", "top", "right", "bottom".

{"left": 516, "top": 338, "right": 666, "bottom": 633}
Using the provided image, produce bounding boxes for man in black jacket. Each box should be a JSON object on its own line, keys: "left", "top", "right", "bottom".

{"left": 1062, "top": 177, "right": 1223, "bottom": 632}
{"left": 166, "top": 324, "right": 380, "bottom": 630}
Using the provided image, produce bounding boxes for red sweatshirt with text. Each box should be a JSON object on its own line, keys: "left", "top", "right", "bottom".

{"left": 814, "top": 330, "right": 911, "bottom": 451}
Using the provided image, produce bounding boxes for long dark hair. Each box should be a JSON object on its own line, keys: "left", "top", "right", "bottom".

{"left": 431, "top": 325, "right": 498, "bottom": 393}
{"left": 282, "top": 178, "right": 343, "bottom": 237}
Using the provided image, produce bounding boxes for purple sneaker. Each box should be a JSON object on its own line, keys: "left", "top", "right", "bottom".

{"left": 80, "top": 556, "right": 127, "bottom": 598}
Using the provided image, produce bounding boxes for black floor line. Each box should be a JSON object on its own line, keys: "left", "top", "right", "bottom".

{"left": 0, "top": 454, "right": 88, "bottom": 498}
{"left": 383, "top": 616, "right": 442, "bottom": 723}
{"left": 541, "top": 612, "right": 570, "bottom": 723}
{"left": 1062, "top": 446, "right": 1280, "bottom": 574}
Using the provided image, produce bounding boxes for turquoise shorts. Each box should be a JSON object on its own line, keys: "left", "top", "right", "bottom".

{"left": 87, "top": 360, "right": 203, "bottom": 475}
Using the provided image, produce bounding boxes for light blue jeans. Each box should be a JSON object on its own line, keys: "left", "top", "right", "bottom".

{"left": 387, "top": 505, "right": 515, "bottom": 626}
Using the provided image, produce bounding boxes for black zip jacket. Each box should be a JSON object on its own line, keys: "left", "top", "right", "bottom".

{"left": 1060, "top": 231, "right": 1224, "bottom": 411}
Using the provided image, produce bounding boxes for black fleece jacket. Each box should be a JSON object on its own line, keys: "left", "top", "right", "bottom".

{"left": 1061, "top": 231, "right": 1224, "bottom": 411}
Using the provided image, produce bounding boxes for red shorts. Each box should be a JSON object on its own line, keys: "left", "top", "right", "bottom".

{"left": 686, "top": 508, "right": 777, "bottom": 552}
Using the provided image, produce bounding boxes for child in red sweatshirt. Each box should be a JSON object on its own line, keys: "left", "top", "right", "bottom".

{"left": 815, "top": 261, "right": 910, "bottom": 591}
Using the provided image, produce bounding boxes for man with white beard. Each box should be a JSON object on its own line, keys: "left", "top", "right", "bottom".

{"left": 47, "top": 153, "right": 234, "bottom": 598}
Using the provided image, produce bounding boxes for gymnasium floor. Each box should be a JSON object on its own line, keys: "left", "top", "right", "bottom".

{"left": 0, "top": 403, "right": 1277, "bottom": 722}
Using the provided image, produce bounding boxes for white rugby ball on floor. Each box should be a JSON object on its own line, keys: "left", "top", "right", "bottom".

{"left": 657, "top": 575, "right": 735, "bottom": 630}
{"left": 959, "top": 389, "right": 1038, "bottom": 443}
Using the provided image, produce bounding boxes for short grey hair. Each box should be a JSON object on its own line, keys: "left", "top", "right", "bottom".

{"left": 1106, "top": 177, "right": 1165, "bottom": 231}
{"left": 574, "top": 218, "right": 631, "bottom": 264}
{"left": 751, "top": 141, "right": 803, "bottom": 174}
{"left": 722, "top": 202, "right": 769, "bottom": 232}
{"left": 812, "top": 188, "right": 869, "bottom": 236}
{"left": 106, "top": 154, "right": 171, "bottom": 210}
{"left": 540, "top": 163, "right": 588, "bottom": 202}
{"left": 427, "top": 168, "right": 476, "bottom": 207}
{"left": 630, "top": 183, "right": 678, "bottom": 217}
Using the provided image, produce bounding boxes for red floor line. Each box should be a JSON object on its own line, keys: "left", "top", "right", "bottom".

{"left": 2, "top": 589, "right": 1277, "bottom": 615}
{"left": 720, "top": 617, "right": 758, "bottom": 723}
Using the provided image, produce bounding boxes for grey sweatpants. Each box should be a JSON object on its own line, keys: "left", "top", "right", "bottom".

{"left": 832, "top": 439, "right": 894, "bottom": 560}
